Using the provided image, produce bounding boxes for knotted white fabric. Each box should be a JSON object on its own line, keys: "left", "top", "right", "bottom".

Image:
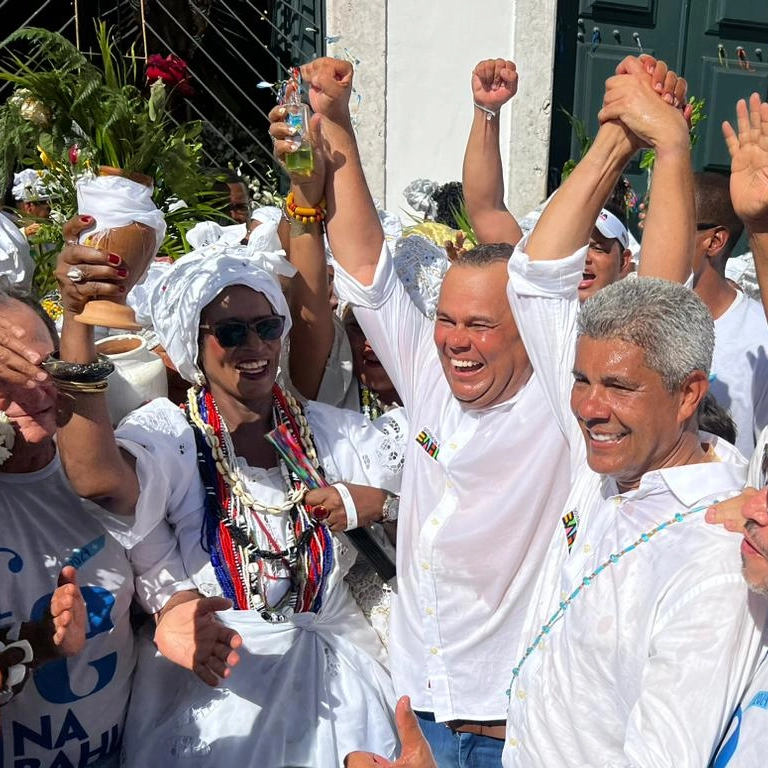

{"left": 76, "top": 174, "right": 167, "bottom": 253}
{"left": 149, "top": 244, "right": 294, "bottom": 384}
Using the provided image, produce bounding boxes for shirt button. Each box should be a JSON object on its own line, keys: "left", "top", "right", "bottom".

{"left": 446, "top": 480, "right": 453, "bottom": 489}
{"left": 431, "top": 518, "right": 440, "bottom": 526}
{"left": 582, "top": 543, "right": 592, "bottom": 554}
{"left": 421, "top": 562, "right": 431, "bottom": 570}
{"left": 449, "top": 442, "right": 457, "bottom": 450}
{"left": 508, "top": 737, "right": 519, "bottom": 747}
{"left": 517, "top": 689, "right": 526, "bottom": 700}
{"left": 425, "top": 607, "right": 434, "bottom": 616}
{"left": 430, "top": 647, "right": 439, "bottom": 655}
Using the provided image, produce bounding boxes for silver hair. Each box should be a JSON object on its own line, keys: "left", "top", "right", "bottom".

{"left": 577, "top": 277, "right": 713, "bottom": 391}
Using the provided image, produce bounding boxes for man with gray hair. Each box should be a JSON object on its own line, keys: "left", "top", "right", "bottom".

{"left": 500, "top": 70, "right": 767, "bottom": 767}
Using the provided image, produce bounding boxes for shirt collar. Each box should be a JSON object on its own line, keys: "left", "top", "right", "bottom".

{"left": 602, "top": 434, "right": 747, "bottom": 507}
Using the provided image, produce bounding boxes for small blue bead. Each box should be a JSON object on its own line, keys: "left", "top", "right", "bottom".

{"left": 674, "top": 513, "right": 684, "bottom": 522}
{"left": 641, "top": 533, "right": 649, "bottom": 542}
{"left": 610, "top": 554, "right": 619, "bottom": 563}
{"left": 583, "top": 576, "right": 592, "bottom": 586}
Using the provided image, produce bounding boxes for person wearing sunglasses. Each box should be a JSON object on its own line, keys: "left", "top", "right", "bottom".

{"left": 40, "top": 208, "right": 405, "bottom": 767}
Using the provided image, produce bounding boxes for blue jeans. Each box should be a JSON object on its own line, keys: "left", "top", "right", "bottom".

{"left": 416, "top": 713, "right": 505, "bottom": 768}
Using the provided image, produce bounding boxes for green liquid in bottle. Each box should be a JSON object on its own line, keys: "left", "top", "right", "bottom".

{"left": 285, "top": 145, "right": 314, "bottom": 175}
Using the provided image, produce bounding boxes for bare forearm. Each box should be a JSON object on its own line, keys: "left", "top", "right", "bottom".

{"left": 463, "top": 109, "right": 522, "bottom": 245}
{"left": 57, "top": 314, "right": 139, "bottom": 513}
{"left": 748, "top": 226, "right": 768, "bottom": 322}
{"left": 638, "top": 142, "right": 694, "bottom": 282}
{"left": 323, "top": 118, "right": 383, "bottom": 286}
{"left": 526, "top": 123, "right": 632, "bottom": 261}
{"left": 287, "top": 216, "right": 335, "bottom": 399}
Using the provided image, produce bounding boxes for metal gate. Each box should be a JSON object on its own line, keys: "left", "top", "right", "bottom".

{"left": 0, "top": 0, "right": 325, "bottom": 189}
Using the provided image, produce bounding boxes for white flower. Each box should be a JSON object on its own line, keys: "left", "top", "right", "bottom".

{"left": 0, "top": 412, "right": 16, "bottom": 467}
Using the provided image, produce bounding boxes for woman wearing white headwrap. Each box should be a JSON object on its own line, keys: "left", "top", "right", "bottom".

{"left": 51, "top": 216, "right": 401, "bottom": 766}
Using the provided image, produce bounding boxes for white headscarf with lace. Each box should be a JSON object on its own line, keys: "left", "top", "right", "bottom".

{"left": 148, "top": 233, "right": 295, "bottom": 384}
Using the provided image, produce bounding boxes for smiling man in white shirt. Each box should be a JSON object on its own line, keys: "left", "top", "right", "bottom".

{"left": 293, "top": 56, "right": 574, "bottom": 765}
{"left": 501, "top": 61, "right": 767, "bottom": 767}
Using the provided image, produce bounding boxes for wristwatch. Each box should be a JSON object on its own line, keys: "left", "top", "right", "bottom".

{"left": 380, "top": 493, "right": 400, "bottom": 523}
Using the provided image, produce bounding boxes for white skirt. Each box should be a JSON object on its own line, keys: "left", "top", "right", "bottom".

{"left": 121, "top": 582, "right": 398, "bottom": 767}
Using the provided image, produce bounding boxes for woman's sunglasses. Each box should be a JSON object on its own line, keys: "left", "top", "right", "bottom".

{"left": 200, "top": 315, "right": 285, "bottom": 348}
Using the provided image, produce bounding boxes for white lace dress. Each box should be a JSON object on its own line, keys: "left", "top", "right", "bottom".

{"left": 100, "top": 397, "right": 406, "bottom": 768}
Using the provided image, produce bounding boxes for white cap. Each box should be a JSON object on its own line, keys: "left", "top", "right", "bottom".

{"left": 12, "top": 169, "right": 49, "bottom": 203}
{"left": 594, "top": 208, "right": 629, "bottom": 249}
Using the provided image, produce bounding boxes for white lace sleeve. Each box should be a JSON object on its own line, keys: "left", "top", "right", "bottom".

{"left": 307, "top": 401, "right": 407, "bottom": 493}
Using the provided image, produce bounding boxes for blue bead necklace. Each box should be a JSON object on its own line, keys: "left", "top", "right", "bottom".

{"left": 506, "top": 503, "right": 708, "bottom": 698}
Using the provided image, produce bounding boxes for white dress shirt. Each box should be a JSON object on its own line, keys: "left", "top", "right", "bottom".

{"left": 333, "top": 244, "right": 571, "bottom": 721}
{"left": 502, "top": 245, "right": 767, "bottom": 767}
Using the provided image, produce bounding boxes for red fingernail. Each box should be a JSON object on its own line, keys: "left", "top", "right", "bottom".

{"left": 118, "top": 285, "right": 126, "bottom": 293}
{"left": 80, "top": 215, "right": 92, "bottom": 223}
{"left": 108, "top": 253, "right": 121, "bottom": 265}
{"left": 117, "top": 267, "right": 128, "bottom": 277}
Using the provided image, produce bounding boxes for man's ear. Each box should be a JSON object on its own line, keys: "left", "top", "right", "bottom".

{"left": 619, "top": 249, "right": 634, "bottom": 278}
{"left": 704, "top": 226, "right": 730, "bottom": 260}
{"left": 678, "top": 370, "right": 709, "bottom": 424}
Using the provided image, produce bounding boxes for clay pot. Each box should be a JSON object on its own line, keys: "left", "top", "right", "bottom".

{"left": 75, "top": 167, "right": 161, "bottom": 331}
{"left": 95, "top": 334, "right": 167, "bottom": 425}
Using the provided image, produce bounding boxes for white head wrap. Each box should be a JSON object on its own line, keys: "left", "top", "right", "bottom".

{"left": 403, "top": 178, "right": 439, "bottom": 219}
{"left": 392, "top": 233, "right": 451, "bottom": 319}
{"left": 76, "top": 174, "right": 167, "bottom": 253}
{"left": 149, "top": 241, "right": 295, "bottom": 385}
{"left": 12, "top": 169, "right": 49, "bottom": 203}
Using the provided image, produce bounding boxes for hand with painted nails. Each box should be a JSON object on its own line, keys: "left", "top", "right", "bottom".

{"left": 705, "top": 487, "right": 763, "bottom": 533}
{"left": 305, "top": 483, "right": 390, "bottom": 533}
{"left": 55, "top": 216, "right": 129, "bottom": 315}
{"left": 722, "top": 93, "right": 768, "bottom": 228}
{"left": 268, "top": 84, "right": 327, "bottom": 207}
{"left": 471, "top": 58, "right": 518, "bottom": 113}
{"left": 344, "top": 696, "right": 437, "bottom": 768}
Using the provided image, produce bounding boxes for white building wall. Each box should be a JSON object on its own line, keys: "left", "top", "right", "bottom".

{"left": 324, "top": 0, "right": 558, "bottom": 222}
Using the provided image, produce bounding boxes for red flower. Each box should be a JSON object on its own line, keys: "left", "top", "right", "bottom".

{"left": 146, "top": 54, "right": 194, "bottom": 97}
{"left": 68, "top": 143, "right": 80, "bottom": 164}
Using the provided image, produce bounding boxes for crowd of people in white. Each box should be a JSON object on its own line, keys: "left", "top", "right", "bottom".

{"left": 1, "top": 47, "right": 768, "bottom": 768}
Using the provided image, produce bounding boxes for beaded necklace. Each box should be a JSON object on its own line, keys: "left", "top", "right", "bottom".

{"left": 506, "top": 504, "right": 707, "bottom": 697}
{"left": 185, "top": 384, "right": 334, "bottom": 619}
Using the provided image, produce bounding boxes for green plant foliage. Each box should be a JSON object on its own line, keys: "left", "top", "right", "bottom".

{"left": 0, "top": 23, "right": 227, "bottom": 293}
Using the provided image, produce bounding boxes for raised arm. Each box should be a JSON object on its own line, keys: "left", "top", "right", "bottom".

{"left": 301, "top": 58, "right": 383, "bottom": 287}
{"left": 600, "top": 59, "right": 693, "bottom": 283}
{"left": 269, "top": 97, "right": 334, "bottom": 399}
{"left": 462, "top": 58, "right": 523, "bottom": 245}
{"left": 526, "top": 56, "right": 687, "bottom": 265}
{"left": 723, "top": 92, "right": 768, "bottom": 321}
{"left": 54, "top": 219, "right": 140, "bottom": 516}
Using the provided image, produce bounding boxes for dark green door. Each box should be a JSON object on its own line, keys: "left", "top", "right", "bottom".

{"left": 553, "top": 0, "right": 768, "bottom": 201}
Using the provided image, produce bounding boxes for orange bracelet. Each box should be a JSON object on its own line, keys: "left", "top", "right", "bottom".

{"left": 285, "top": 191, "right": 326, "bottom": 224}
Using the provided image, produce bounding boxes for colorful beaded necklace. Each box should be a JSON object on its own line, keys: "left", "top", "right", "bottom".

{"left": 185, "top": 384, "right": 334, "bottom": 619}
{"left": 506, "top": 504, "right": 707, "bottom": 697}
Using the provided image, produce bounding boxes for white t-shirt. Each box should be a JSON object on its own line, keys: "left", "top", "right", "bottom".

{"left": 0, "top": 453, "right": 136, "bottom": 768}
{"left": 711, "top": 290, "right": 768, "bottom": 455}
{"left": 712, "top": 651, "right": 768, "bottom": 767}
{"left": 333, "top": 244, "right": 571, "bottom": 721}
